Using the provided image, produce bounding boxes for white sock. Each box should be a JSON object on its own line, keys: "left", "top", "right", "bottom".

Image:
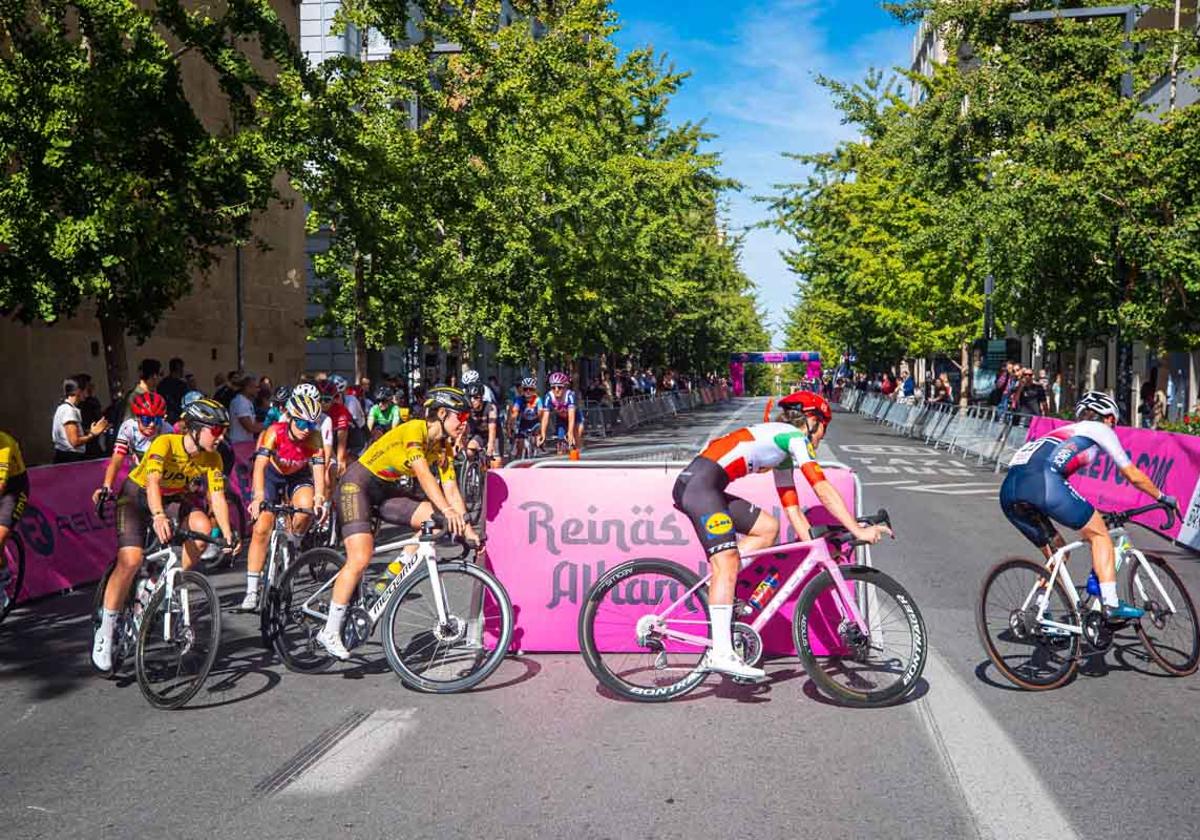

{"left": 99, "top": 608, "right": 118, "bottom": 640}
{"left": 245, "top": 573, "right": 261, "bottom": 595}
{"left": 709, "top": 604, "right": 734, "bottom": 657}
{"left": 1100, "top": 581, "right": 1118, "bottom": 608}
{"left": 324, "top": 601, "right": 347, "bottom": 635}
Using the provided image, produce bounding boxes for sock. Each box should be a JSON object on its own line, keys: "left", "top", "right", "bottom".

{"left": 709, "top": 604, "right": 734, "bottom": 657}
{"left": 245, "top": 572, "right": 261, "bottom": 595}
{"left": 1100, "top": 581, "right": 1118, "bottom": 608}
{"left": 324, "top": 601, "right": 347, "bottom": 635}
{"left": 99, "top": 608, "right": 118, "bottom": 640}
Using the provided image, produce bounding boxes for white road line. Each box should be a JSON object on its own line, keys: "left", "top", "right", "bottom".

{"left": 698, "top": 399, "right": 759, "bottom": 447}
{"left": 915, "top": 649, "right": 1079, "bottom": 840}
{"left": 282, "top": 709, "right": 417, "bottom": 796}
{"left": 907, "top": 483, "right": 999, "bottom": 495}
{"left": 861, "top": 480, "right": 920, "bottom": 487}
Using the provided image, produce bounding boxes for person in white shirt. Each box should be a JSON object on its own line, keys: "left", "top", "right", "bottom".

{"left": 52, "top": 379, "right": 108, "bottom": 463}
{"left": 229, "top": 373, "right": 262, "bottom": 444}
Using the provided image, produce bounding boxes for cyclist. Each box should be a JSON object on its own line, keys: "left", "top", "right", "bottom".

{"left": 537, "top": 371, "right": 584, "bottom": 452}
{"left": 0, "top": 429, "right": 29, "bottom": 612}
{"left": 1000, "top": 390, "right": 1178, "bottom": 622}
{"left": 367, "top": 386, "right": 402, "bottom": 440}
{"left": 240, "top": 391, "right": 327, "bottom": 610}
{"left": 461, "top": 368, "right": 495, "bottom": 404}
{"left": 318, "top": 380, "right": 351, "bottom": 482}
{"left": 672, "top": 391, "right": 890, "bottom": 680}
{"left": 317, "top": 387, "right": 477, "bottom": 660}
{"left": 264, "top": 385, "right": 292, "bottom": 427}
{"left": 465, "top": 382, "right": 500, "bottom": 464}
{"left": 507, "top": 376, "right": 542, "bottom": 459}
{"left": 91, "top": 398, "right": 238, "bottom": 673}
{"left": 92, "top": 392, "right": 171, "bottom": 507}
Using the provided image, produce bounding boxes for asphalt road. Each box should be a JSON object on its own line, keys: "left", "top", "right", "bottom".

{"left": 2, "top": 397, "right": 1197, "bottom": 839}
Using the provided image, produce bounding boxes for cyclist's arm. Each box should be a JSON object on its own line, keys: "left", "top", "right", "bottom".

{"left": 567, "top": 404, "right": 577, "bottom": 444}
{"left": 145, "top": 471, "right": 168, "bottom": 520}
{"left": 252, "top": 427, "right": 276, "bottom": 504}
{"left": 99, "top": 447, "right": 124, "bottom": 494}
{"left": 409, "top": 456, "right": 455, "bottom": 515}
{"left": 771, "top": 470, "right": 813, "bottom": 542}
{"left": 538, "top": 403, "right": 550, "bottom": 440}
{"left": 335, "top": 428, "right": 348, "bottom": 469}
{"left": 486, "top": 407, "right": 497, "bottom": 456}
{"left": 367, "top": 408, "right": 377, "bottom": 432}
{"left": 1118, "top": 463, "right": 1165, "bottom": 500}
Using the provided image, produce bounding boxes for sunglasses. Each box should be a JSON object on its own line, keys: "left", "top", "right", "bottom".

{"left": 551, "top": 385, "right": 565, "bottom": 391}
{"left": 292, "top": 418, "right": 318, "bottom": 432}
{"left": 320, "top": 395, "right": 333, "bottom": 403}
{"left": 134, "top": 414, "right": 159, "bottom": 426}
{"left": 205, "top": 424, "right": 229, "bottom": 439}
{"left": 455, "top": 410, "right": 471, "bottom": 423}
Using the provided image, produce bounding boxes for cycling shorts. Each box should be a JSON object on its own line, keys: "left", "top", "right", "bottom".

{"left": 672, "top": 456, "right": 762, "bottom": 558}
{"left": 337, "top": 461, "right": 425, "bottom": 538}
{"left": 1000, "top": 465, "right": 1095, "bottom": 548}
{"left": 264, "top": 465, "right": 313, "bottom": 504}
{"left": 0, "top": 472, "right": 29, "bottom": 530}
{"left": 114, "top": 479, "right": 196, "bottom": 549}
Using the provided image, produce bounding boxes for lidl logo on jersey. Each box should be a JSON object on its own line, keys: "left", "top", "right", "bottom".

{"left": 703, "top": 512, "right": 733, "bottom": 536}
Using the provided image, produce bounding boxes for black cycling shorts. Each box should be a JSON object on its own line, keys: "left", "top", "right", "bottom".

{"left": 672, "top": 456, "right": 762, "bottom": 557}
{"left": 0, "top": 472, "right": 29, "bottom": 530}
{"left": 264, "top": 465, "right": 314, "bottom": 504}
{"left": 114, "top": 479, "right": 195, "bottom": 549}
{"left": 337, "top": 461, "right": 425, "bottom": 538}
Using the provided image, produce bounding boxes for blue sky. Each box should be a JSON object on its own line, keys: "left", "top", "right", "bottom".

{"left": 609, "top": 0, "right": 914, "bottom": 345}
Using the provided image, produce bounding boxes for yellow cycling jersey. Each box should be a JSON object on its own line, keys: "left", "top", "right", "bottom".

{"left": 0, "top": 430, "right": 26, "bottom": 482}
{"left": 358, "top": 420, "right": 455, "bottom": 483}
{"left": 127, "top": 434, "right": 225, "bottom": 496}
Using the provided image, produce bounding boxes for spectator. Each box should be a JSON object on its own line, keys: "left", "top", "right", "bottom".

{"left": 932, "top": 373, "right": 952, "bottom": 404}
{"left": 880, "top": 373, "right": 896, "bottom": 398}
{"left": 213, "top": 370, "right": 238, "bottom": 408}
{"left": 900, "top": 371, "right": 915, "bottom": 403}
{"left": 75, "top": 373, "right": 107, "bottom": 458}
{"left": 1015, "top": 368, "right": 1048, "bottom": 417}
{"left": 1051, "top": 373, "right": 1063, "bottom": 415}
{"left": 158, "top": 357, "right": 188, "bottom": 422}
{"left": 122, "top": 358, "right": 162, "bottom": 422}
{"left": 52, "top": 378, "right": 108, "bottom": 463}
{"left": 1138, "top": 381, "right": 1155, "bottom": 428}
{"left": 228, "top": 373, "right": 263, "bottom": 444}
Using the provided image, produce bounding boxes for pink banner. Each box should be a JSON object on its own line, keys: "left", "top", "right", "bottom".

{"left": 729, "top": 362, "right": 746, "bottom": 397}
{"left": 1026, "top": 418, "right": 1200, "bottom": 549}
{"left": 806, "top": 361, "right": 822, "bottom": 380}
{"left": 16, "top": 442, "right": 257, "bottom": 600}
{"left": 483, "top": 465, "right": 861, "bottom": 653}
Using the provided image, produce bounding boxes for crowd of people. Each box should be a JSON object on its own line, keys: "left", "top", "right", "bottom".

{"left": 851, "top": 363, "right": 1063, "bottom": 419}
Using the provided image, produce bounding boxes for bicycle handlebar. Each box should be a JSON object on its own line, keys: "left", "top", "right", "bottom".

{"left": 810, "top": 508, "right": 891, "bottom": 547}
{"left": 168, "top": 527, "right": 230, "bottom": 549}
{"left": 260, "top": 501, "right": 315, "bottom": 518}
{"left": 1103, "top": 499, "right": 1178, "bottom": 532}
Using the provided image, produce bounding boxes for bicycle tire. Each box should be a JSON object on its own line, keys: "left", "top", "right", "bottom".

{"left": 458, "top": 458, "right": 484, "bottom": 524}
{"left": 977, "top": 557, "right": 1079, "bottom": 691}
{"left": 272, "top": 547, "right": 345, "bottom": 673}
{"left": 793, "top": 564, "right": 927, "bottom": 707}
{"left": 136, "top": 570, "right": 221, "bottom": 710}
{"left": 578, "top": 559, "right": 710, "bottom": 703}
{"left": 381, "top": 560, "right": 513, "bottom": 693}
{"left": 0, "top": 533, "right": 25, "bottom": 624}
{"left": 1129, "top": 553, "right": 1200, "bottom": 675}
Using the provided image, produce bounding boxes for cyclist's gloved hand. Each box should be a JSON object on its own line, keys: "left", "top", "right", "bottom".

{"left": 1160, "top": 494, "right": 1180, "bottom": 512}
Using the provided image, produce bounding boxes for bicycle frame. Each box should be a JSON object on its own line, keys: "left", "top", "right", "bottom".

{"left": 137, "top": 544, "right": 188, "bottom": 641}
{"left": 649, "top": 536, "right": 869, "bottom": 649}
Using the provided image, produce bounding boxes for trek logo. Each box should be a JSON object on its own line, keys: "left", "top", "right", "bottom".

{"left": 703, "top": 512, "right": 733, "bottom": 536}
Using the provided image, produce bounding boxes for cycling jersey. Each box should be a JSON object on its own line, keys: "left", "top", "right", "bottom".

{"left": 357, "top": 420, "right": 455, "bottom": 484}
{"left": 0, "top": 430, "right": 26, "bottom": 483}
{"left": 468, "top": 402, "right": 498, "bottom": 438}
{"left": 256, "top": 421, "right": 323, "bottom": 476}
{"left": 264, "top": 406, "right": 285, "bottom": 426}
{"left": 368, "top": 403, "right": 401, "bottom": 432}
{"left": 511, "top": 396, "right": 541, "bottom": 433}
{"left": 699, "top": 422, "right": 826, "bottom": 503}
{"left": 127, "top": 434, "right": 225, "bottom": 496}
{"left": 539, "top": 390, "right": 578, "bottom": 425}
{"left": 1008, "top": 420, "right": 1131, "bottom": 476}
{"left": 113, "top": 417, "right": 170, "bottom": 464}
{"left": 326, "top": 402, "right": 352, "bottom": 434}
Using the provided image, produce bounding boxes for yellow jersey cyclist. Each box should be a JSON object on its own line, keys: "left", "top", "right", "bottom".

{"left": 0, "top": 429, "right": 29, "bottom": 613}
{"left": 317, "top": 387, "right": 478, "bottom": 660}
{"left": 672, "top": 391, "right": 890, "bottom": 681}
{"left": 92, "top": 391, "right": 171, "bottom": 508}
{"left": 91, "top": 398, "right": 240, "bottom": 673}
{"left": 240, "top": 390, "right": 328, "bottom": 610}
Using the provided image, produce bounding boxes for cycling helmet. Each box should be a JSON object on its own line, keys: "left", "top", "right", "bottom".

{"left": 182, "top": 397, "right": 230, "bottom": 429}
{"left": 464, "top": 383, "right": 485, "bottom": 399}
{"left": 1075, "top": 390, "right": 1119, "bottom": 420}
{"left": 548, "top": 371, "right": 569, "bottom": 387}
{"left": 285, "top": 392, "right": 322, "bottom": 423}
{"left": 461, "top": 369, "right": 481, "bottom": 386}
{"left": 182, "top": 390, "right": 205, "bottom": 409}
{"left": 293, "top": 382, "right": 320, "bottom": 401}
{"left": 130, "top": 391, "right": 167, "bottom": 419}
{"left": 423, "top": 386, "right": 469, "bottom": 413}
{"left": 778, "top": 391, "right": 832, "bottom": 426}
{"left": 520, "top": 376, "right": 537, "bottom": 389}
{"left": 329, "top": 374, "right": 348, "bottom": 394}
{"left": 373, "top": 385, "right": 394, "bottom": 402}
{"left": 272, "top": 385, "right": 292, "bottom": 406}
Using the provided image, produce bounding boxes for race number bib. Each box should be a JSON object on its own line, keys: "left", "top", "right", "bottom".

{"left": 1009, "top": 439, "right": 1049, "bottom": 467}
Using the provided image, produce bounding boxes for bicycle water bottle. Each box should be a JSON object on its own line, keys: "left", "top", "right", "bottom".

{"left": 373, "top": 559, "right": 406, "bottom": 595}
{"left": 743, "top": 567, "right": 782, "bottom": 614}
{"left": 132, "top": 578, "right": 154, "bottom": 622}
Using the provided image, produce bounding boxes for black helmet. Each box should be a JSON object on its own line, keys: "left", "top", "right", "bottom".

{"left": 183, "top": 397, "right": 230, "bottom": 429}
{"left": 373, "top": 385, "right": 394, "bottom": 402}
{"left": 423, "top": 386, "right": 469, "bottom": 413}
{"left": 464, "top": 383, "right": 485, "bottom": 399}
{"left": 272, "top": 385, "right": 292, "bottom": 406}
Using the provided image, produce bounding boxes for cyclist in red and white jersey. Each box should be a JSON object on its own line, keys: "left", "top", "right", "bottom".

{"left": 673, "top": 392, "right": 890, "bottom": 680}
{"left": 92, "top": 392, "right": 171, "bottom": 507}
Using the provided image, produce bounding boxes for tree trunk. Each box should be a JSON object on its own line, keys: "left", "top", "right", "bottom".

{"left": 353, "top": 252, "right": 368, "bottom": 380}
{"left": 98, "top": 312, "right": 129, "bottom": 407}
{"left": 959, "top": 340, "right": 971, "bottom": 407}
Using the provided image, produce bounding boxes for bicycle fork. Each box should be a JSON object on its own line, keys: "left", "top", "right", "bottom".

{"left": 162, "top": 565, "right": 190, "bottom": 641}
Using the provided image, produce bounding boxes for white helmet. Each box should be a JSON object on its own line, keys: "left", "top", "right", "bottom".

{"left": 293, "top": 382, "right": 320, "bottom": 401}
{"left": 1075, "top": 390, "right": 1119, "bottom": 420}
{"left": 461, "top": 369, "right": 481, "bottom": 386}
{"left": 285, "top": 392, "right": 322, "bottom": 423}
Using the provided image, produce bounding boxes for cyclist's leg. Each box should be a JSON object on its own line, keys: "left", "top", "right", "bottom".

{"left": 727, "top": 497, "right": 774, "bottom": 554}
{"left": 106, "top": 483, "right": 151, "bottom": 610}
{"left": 320, "top": 463, "right": 379, "bottom": 657}
{"left": 289, "top": 480, "right": 315, "bottom": 538}
{"left": 999, "top": 468, "right": 1059, "bottom": 561}
{"left": 246, "top": 467, "right": 286, "bottom": 592}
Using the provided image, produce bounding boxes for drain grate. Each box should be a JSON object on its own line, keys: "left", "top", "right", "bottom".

{"left": 253, "top": 708, "right": 372, "bottom": 797}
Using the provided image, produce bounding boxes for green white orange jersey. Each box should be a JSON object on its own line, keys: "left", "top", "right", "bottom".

{"left": 698, "top": 421, "right": 826, "bottom": 507}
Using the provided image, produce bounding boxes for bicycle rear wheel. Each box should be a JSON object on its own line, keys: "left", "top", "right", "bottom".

{"left": 0, "top": 534, "right": 25, "bottom": 624}
{"left": 794, "top": 565, "right": 927, "bottom": 707}
{"left": 136, "top": 571, "right": 221, "bottom": 710}
{"left": 578, "top": 559, "right": 710, "bottom": 702}
{"left": 382, "top": 560, "right": 513, "bottom": 693}
{"left": 1128, "top": 553, "right": 1200, "bottom": 675}
{"left": 977, "top": 557, "right": 1079, "bottom": 690}
{"left": 272, "top": 547, "right": 344, "bottom": 673}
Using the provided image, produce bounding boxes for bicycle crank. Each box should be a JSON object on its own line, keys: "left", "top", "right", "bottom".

{"left": 1082, "top": 612, "right": 1113, "bottom": 650}
{"left": 342, "top": 606, "right": 373, "bottom": 650}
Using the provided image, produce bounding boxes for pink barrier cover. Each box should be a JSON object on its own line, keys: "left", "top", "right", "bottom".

{"left": 483, "top": 465, "right": 860, "bottom": 653}
{"left": 1025, "top": 418, "right": 1200, "bottom": 549}
{"left": 16, "top": 442, "right": 257, "bottom": 600}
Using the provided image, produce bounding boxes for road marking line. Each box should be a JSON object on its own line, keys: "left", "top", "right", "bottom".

{"left": 697, "top": 398, "right": 759, "bottom": 448}
{"left": 862, "top": 480, "right": 920, "bottom": 487}
{"left": 281, "top": 709, "right": 417, "bottom": 796}
{"left": 254, "top": 709, "right": 372, "bottom": 796}
{"left": 915, "top": 648, "right": 1079, "bottom": 840}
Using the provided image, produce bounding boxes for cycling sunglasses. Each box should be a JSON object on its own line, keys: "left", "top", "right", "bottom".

{"left": 292, "top": 417, "right": 318, "bottom": 432}
{"left": 133, "top": 413, "right": 160, "bottom": 425}
{"left": 455, "top": 410, "right": 471, "bottom": 423}
{"left": 550, "top": 385, "right": 565, "bottom": 391}
{"left": 205, "top": 424, "right": 229, "bottom": 439}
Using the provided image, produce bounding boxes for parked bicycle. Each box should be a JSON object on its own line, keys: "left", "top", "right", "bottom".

{"left": 977, "top": 499, "right": 1199, "bottom": 690}
{"left": 578, "top": 510, "right": 926, "bottom": 706}
{"left": 91, "top": 525, "right": 227, "bottom": 709}
{"left": 268, "top": 517, "right": 513, "bottom": 693}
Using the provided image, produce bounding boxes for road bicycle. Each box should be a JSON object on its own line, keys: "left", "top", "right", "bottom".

{"left": 578, "top": 510, "right": 927, "bottom": 706}
{"left": 91, "top": 525, "right": 227, "bottom": 709}
{"left": 978, "top": 499, "right": 1199, "bottom": 690}
{"left": 246, "top": 500, "right": 313, "bottom": 650}
{"left": 454, "top": 448, "right": 486, "bottom": 526}
{"left": 269, "top": 518, "right": 513, "bottom": 693}
{"left": 0, "top": 531, "right": 24, "bottom": 625}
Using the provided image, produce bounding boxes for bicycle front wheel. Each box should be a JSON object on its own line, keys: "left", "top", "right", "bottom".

{"left": 578, "top": 559, "right": 710, "bottom": 703}
{"left": 136, "top": 571, "right": 221, "bottom": 710}
{"left": 1129, "top": 553, "right": 1200, "bottom": 675}
{"left": 1, "top": 534, "right": 25, "bottom": 624}
{"left": 977, "top": 557, "right": 1079, "bottom": 690}
{"left": 272, "top": 548, "right": 345, "bottom": 673}
{"left": 794, "top": 565, "right": 927, "bottom": 707}
{"left": 382, "top": 560, "right": 513, "bottom": 693}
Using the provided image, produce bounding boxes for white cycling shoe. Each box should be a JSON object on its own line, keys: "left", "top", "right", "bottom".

{"left": 91, "top": 631, "right": 113, "bottom": 674}
{"left": 702, "top": 650, "right": 766, "bottom": 682}
{"left": 316, "top": 628, "right": 351, "bottom": 661}
{"left": 239, "top": 591, "right": 259, "bottom": 612}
